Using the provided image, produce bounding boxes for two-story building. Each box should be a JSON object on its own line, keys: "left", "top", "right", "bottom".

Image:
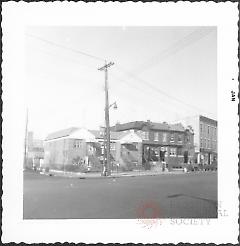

{"left": 111, "top": 120, "right": 195, "bottom": 171}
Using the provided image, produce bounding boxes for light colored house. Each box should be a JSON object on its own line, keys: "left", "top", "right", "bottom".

{"left": 44, "top": 127, "right": 100, "bottom": 171}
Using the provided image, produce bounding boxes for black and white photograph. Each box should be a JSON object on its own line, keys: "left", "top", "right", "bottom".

{"left": 2, "top": 2, "right": 239, "bottom": 244}
{"left": 23, "top": 25, "right": 218, "bottom": 220}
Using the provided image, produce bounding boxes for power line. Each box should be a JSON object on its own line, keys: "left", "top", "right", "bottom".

{"left": 28, "top": 45, "right": 98, "bottom": 71}
{"left": 115, "top": 65, "right": 212, "bottom": 116}
{"left": 110, "top": 72, "right": 191, "bottom": 117}
{"left": 25, "top": 33, "right": 106, "bottom": 62}
{"left": 131, "top": 27, "right": 215, "bottom": 74}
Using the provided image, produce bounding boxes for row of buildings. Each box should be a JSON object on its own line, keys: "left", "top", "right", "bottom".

{"left": 24, "top": 115, "right": 217, "bottom": 172}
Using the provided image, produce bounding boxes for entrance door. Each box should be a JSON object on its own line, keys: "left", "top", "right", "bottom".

{"left": 208, "top": 153, "right": 211, "bottom": 165}
{"left": 160, "top": 150, "right": 165, "bottom": 162}
{"left": 184, "top": 151, "right": 188, "bottom": 164}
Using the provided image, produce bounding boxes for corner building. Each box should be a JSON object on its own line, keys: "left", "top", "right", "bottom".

{"left": 181, "top": 115, "right": 217, "bottom": 167}
{"left": 111, "top": 120, "right": 195, "bottom": 171}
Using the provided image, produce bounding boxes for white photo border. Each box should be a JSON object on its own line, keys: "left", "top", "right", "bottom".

{"left": 1, "top": 1, "right": 239, "bottom": 244}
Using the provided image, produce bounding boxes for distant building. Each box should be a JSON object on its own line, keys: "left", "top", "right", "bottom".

{"left": 25, "top": 131, "right": 44, "bottom": 169}
{"left": 180, "top": 115, "right": 217, "bottom": 166}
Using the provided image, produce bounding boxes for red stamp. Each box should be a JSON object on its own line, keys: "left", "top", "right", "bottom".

{"left": 136, "top": 199, "right": 162, "bottom": 228}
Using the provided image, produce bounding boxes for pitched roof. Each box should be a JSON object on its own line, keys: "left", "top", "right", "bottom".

{"left": 168, "top": 123, "right": 185, "bottom": 132}
{"left": 45, "top": 127, "right": 79, "bottom": 141}
{"left": 89, "top": 130, "right": 124, "bottom": 140}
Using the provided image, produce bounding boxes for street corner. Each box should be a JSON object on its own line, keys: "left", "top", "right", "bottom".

{"left": 136, "top": 199, "right": 163, "bottom": 229}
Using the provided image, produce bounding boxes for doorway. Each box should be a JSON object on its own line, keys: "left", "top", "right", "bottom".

{"left": 184, "top": 151, "right": 188, "bottom": 164}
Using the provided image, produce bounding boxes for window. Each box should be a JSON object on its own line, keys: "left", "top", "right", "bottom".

{"left": 200, "top": 138, "right": 203, "bottom": 148}
{"left": 110, "top": 143, "right": 115, "bottom": 150}
{"left": 211, "top": 126, "right": 214, "bottom": 138}
{"left": 203, "top": 124, "right": 206, "bottom": 137}
{"left": 177, "top": 148, "right": 182, "bottom": 155}
{"left": 169, "top": 148, "right": 176, "bottom": 157}
{"left": 74, "top": 140, "right": 82, "bottom": 148}
{"left": 203, "top": 139, "right": 206, "bottom": 148}
{"left": 101, "top": 145, "right": 105, "bottom": 154}
{"left": 200, "top": 123, "right": 203, "bottom": 134}
{"left": 178, "top": 134, "right": 182, "bottom": 142}
{"left": 100, "top": 130, "right": 105, "bottom": 137}
{"left": 207, "top": 126, "right": 210, "bottom": 136}
{"left": 154, "top": 132, "right": 159, "bottom": 141}
{"left": 208, "top": 140, "right": 210, "bottom": 149}
{"left": 170, "top": 134, "right": 175, "bottom": 142}
{"left": 88, "top": 145, "right": 94, "bottom": 153}
{"left": 142, "top": 131, "right": 149, "bottom": 140}
{"left": 163, "top": 133, "right": 167, "bottom": 142}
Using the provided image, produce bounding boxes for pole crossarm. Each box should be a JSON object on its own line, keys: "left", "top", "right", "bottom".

{"left": 98, "top": 62, "right": 114, "bottom": 71}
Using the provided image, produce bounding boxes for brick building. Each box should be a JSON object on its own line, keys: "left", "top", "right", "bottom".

{"left": 111, "top": 120, "right": 195, "bottom": 171}
{"left": 181, "top": 115, "right": 217, "bottom": 167}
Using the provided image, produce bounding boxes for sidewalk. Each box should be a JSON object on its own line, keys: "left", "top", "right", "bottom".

{"left": 41, "top": 169, "right": 186, "bottom": 179}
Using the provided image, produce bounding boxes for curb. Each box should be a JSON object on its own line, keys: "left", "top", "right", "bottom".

{"left": 41, "top": 170, "right": 188, "bottom": 179}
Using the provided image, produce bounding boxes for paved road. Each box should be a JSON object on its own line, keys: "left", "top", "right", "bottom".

{"left": 23, "top": 171, "right": 217, "bottom": 219}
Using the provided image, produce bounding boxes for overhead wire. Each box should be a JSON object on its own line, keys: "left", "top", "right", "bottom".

{"left": 110, "top": 72, "right": 186, "bottom": 117}
{"left": 25, "top": 32, "right": 106, "bottom": 62}
{"left": 113, "top": 27, "right": 215, "bottom": 117}
{"left": 131, "top": 27, "right": 215, "bottom": 74}
{"left": 27, "top": 45, "right": 99, "bottom": 72}
{"left": 26, "top": 30, "right": 214, "bottom": 121}
{"left": 114, "top": 64, "right": 213, "bottom": 116}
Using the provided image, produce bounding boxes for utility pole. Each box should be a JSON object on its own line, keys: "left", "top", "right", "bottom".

{"left": 23, "top": 108, "right": 28, "bottom": 169}
{"left": 98, "top": 61, "right": 114, "bottom": 176}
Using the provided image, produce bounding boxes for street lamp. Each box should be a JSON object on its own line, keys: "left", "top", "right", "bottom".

{"left": 109, "top": 101, "right": 118, "bottom": 110}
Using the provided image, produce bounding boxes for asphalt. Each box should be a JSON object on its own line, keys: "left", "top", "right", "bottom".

{"left": 23, "top": 171, "right": 217, "bottom": 219}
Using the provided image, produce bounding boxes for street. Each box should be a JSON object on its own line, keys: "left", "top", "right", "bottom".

{"left": 23, "top": 171, "right": 217, "bottom": 219}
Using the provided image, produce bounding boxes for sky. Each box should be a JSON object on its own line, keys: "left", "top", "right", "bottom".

{"left": 25, "top": 26, "right": 217, "bottom": 139}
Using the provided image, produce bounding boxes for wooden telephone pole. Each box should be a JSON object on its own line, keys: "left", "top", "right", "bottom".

{"left": 98, "top": 61, "right": 114, "bottom": 176}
